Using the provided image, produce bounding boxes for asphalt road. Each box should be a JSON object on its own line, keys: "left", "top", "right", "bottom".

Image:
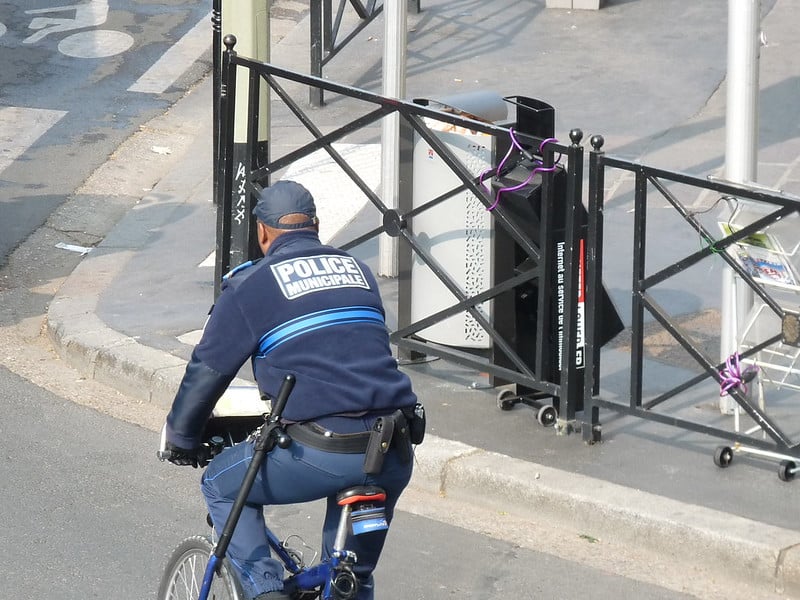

{"left": 0, "top": 0, "right": 211, "bottom": 265}
{"left": 0, "top": 363, "right": 702, "bottom": 600}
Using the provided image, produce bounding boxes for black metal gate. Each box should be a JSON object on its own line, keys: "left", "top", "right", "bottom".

{"left": 583, "top": 137, "right": 800, "bottom": 459}
{"left": 215, "top": 36, "right": 593, "bottom": 426}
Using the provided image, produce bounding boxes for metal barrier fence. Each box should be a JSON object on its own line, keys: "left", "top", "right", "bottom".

{"left": 215, "top": 37, "right": 800, "bottom": 460}
{"left": 583, "top": 138, "right": 800, "bottom": 462}
{"left": 215, "top": 35, "right": 592, "bottom": 426}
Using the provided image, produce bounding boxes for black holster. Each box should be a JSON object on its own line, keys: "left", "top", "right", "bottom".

{"left": 362, "top": 404, "right": 425, "bottom": 475}
{"left": 362, "top": 410, "right": 405, "bottom": 475}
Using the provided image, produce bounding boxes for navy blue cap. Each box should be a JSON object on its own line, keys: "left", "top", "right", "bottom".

{"left": 252, "top": 180, "right": 318, "bottom": 229}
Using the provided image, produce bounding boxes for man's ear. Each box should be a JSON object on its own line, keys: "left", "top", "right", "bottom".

{"left": 257, "top": 221, "right": 271, "bottom": 254}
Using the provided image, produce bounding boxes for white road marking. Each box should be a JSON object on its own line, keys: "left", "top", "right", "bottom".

{"left": 199, "top": 252, "right": 215, "bottom": 267}
{"left": 58, "top": 29, "right": 134, "bottom": 58}
{"left": 24, "top": 2, "right": 109, "bottom": 45}
{"left": 0, "top": 106, "right": 67, "bottom": 175}
{"left": 128, "top": 11, "right": 212, "bottom": 94}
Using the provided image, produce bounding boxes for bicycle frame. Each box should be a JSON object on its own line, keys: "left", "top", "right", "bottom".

{"left": 195, "top": 374, "right": 370, "bottom": 600}
{"left": 198, "top": 519, "right": 356, "bottom": 600}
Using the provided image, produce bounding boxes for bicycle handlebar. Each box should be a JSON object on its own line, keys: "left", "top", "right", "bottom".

{"left": 156, "top": 436, "right": 224, "bottom": 467}
{"left": 157, "top": 374, "right": 296, "bottom": 466}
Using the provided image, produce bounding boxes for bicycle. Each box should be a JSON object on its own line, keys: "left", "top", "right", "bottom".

{"left": 157, "top": 374, "right": 390, "bottom": 600}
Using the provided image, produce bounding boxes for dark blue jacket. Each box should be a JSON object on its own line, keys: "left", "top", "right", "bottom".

{"left": 166, "top": 230, "right": 417, "bottom": 449}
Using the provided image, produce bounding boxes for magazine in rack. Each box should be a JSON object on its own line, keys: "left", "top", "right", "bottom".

{"left": 719, "top": 222, "right": 799, "bottom": 289}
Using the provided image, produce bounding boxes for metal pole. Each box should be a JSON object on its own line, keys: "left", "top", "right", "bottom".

{"left": 720, "top": 0, "right": 761, "bottom": 413}
{"left": 309, "top": 0, "right": 323, "bottom": 107}
{"left": 215, "top": 36, "right": 237, "bottom": 297}
{"left": 725, "top": 0, "right": 760, "bottom": 183}
{"left": 218, "top": 0, "right": 270, "bottom": 277}
{"left": 378, "top": 0, "right": 407, "bottom": 277}
{"left": 583, "top": 135, "right": 606, "bottom": 442}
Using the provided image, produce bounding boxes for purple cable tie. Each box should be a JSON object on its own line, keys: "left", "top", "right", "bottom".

{"left": 486, "top": 131, "right": 561, "bottom": 211}
{"left": 719, "top": 352, "right": 759, "bottom": 396}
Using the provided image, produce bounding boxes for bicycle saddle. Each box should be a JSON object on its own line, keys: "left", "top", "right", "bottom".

{"left": 336, "top": 486, "right": 386, "bottom": 505}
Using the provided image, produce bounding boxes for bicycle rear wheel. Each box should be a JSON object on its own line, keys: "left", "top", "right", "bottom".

{"left": 158, "top": 535, "right": 245, "bottom": 600}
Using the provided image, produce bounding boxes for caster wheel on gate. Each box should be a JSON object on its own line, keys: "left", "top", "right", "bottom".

{"left": 778, "top": 460, "right": 796, "bottom": 482}
{"left": 497, "top": 389, "right": 517, "bottom": 411}
{"left": 537, "top": 405, "right": 557, "bottom": 427}
{"left": 713, "top": 445, "right": 734, "bottom": 468}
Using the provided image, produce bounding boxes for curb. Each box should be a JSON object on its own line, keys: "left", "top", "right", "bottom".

{"left": 48, "top": 272, "right": 187, "bottom": 410}
{"left": 411, "top": 437, "right": 800, "bottom": 597}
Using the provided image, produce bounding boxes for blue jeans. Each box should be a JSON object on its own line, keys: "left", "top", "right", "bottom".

{"left": 201, "top": 427, "right": 413, "bottom": 599}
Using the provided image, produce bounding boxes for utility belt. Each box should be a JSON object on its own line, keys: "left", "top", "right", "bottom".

{"left": 286, "top": 421, "right": 372, "bottom": 454}
{"left": 285, "top": 404, "right": 426, "bottom": 475}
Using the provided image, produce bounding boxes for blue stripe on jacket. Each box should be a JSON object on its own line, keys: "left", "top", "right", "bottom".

{"left": 256, "top": 306, "right": 385, "bottom": 358}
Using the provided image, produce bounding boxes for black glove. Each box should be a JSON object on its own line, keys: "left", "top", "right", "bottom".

{"left": 163, "top": 441, "right": 200, "bottom": 468}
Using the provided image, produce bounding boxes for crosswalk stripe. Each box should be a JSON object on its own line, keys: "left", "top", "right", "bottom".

{"left": 128, "top": 12, "right": 212, "bottom": 94}
{"left": 0, "top": 106, "right": 67, "bottom": 175}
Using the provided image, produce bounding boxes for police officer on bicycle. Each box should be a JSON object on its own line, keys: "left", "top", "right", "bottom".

{"left": 162, "top": 180, "right": 419, "bottom": 600}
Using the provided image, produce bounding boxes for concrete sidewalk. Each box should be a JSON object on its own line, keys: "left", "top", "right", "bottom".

{"left": 46, "top": 0, "right": 800, "bottom": 597}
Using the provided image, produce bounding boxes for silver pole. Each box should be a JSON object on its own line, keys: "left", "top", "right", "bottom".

{"left": 378, "top": 0, "right": 407, "bottom": 277}
{"left": 720, "top": 0, "right": 761, "bottom": 413}
{"left": 725, "top": 0, "right": 760, "bottom": 181}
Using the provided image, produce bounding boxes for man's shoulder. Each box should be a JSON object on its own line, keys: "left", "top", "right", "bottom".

{"left": 219, "top": 259, "right": 272, "bottom": 295}
{"left": 222, "top": 258, "right": 261, "bottom": 280}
